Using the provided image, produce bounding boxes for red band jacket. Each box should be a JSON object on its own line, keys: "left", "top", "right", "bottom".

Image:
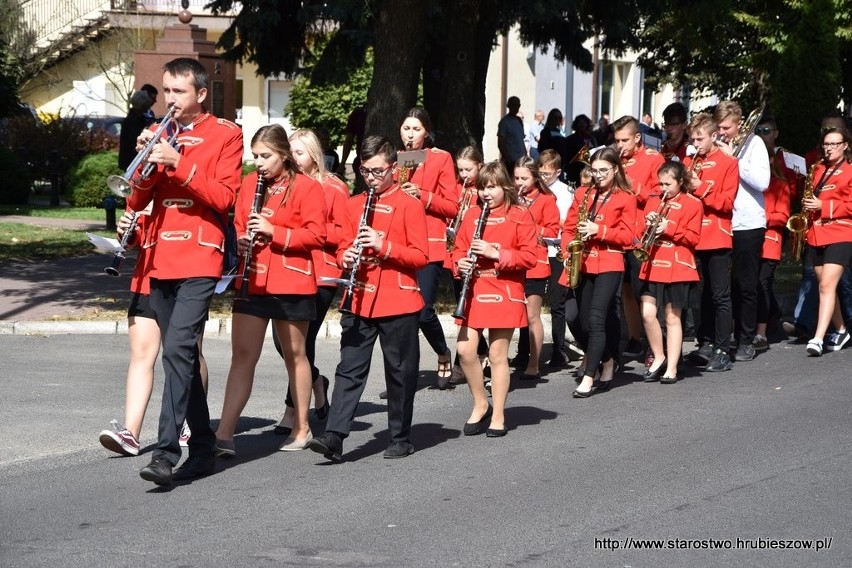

{"left": 559, "top": 186, "right": 638, "bottom": 284}
{"left": 451, "top": 203, "right": 537, "bottom": 329}
{"left": 405, "top": 148, "right": 459, "bottom": 262}
{"left": 235, "top": 172, "right": 327, "bottom": 296}
{"left": 683, "top": 148, "right": 739, "bottom": 251}
{"left": 807, "top": 160, "right": 852, "bottom": 247}
{"left": 128, "top": 114, "right": 243, "bottom": 279}
{"left": 313, "top": 175, "right": 350, "bottom": 286}
{"left": 638, "top": 192, "right": 702, "bottom": 283}
{"left": 337, "top": 185, "right": 429, "bottom": 318}
{"left": 762, "top": 150, "right": 795, "bottom": 260}
{"left": 520, "top": 188, "right": 560, "bottom": 280}
{"left": 623, "top": 146, "right": 665, "bottom": 210}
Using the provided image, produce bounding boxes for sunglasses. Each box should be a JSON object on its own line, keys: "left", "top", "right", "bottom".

{"left": 755, "top": 126, "right": 773, "bottom": 135}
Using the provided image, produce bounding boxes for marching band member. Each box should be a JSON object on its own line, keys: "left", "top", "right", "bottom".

{"left": 661, "top": 102, "right": 689, "bottom": 162}
{"left": 452, "top": 161, "right": 537, "bottom": 437}
{"left": 638, "top": 161, "right": 702, "bottom": 384}
{"left": 803, "top": 127, "right": 852, "bottom": 356}
{"left": 514, "top": 156, "right": 560, "bottom": 381}
{"left": 683, "top": 113, "right": 739, "bottom": 373}
{"left": 309, "top": 136, "right": 428, "bottom": 462}
{"left": 560, "top": 148, "right": 637, "bottom": 397}
{"left": 271, "top": 128, "right": 349, "bottom": 435}
{"left": 715, "top": 101, "right": 771, "bottom": 363}
{"left": 397, "top": 107, "right": 459, "bottom": 385}
{"left": 131, "top": 58, "right": 243, "bottom": 486}
{"left": 215, "top": 124, "right": 327, "bottom": 457}
{"left": 754, "top": 117, "right": 794, "bottom": 352}
{"left": 613, "top": 115, "right": 666, "bottom": 362}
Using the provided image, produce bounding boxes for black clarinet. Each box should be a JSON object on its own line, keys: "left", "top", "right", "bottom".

{"left": 104, "top": 211, "right": 139, "bottom": 276}
{"left": 237, "top": 171, "right": 267, "bottom": 300}
{"left": 340, "top": 185, "right": 377, "bottom": 313}
{"left": 453, "top": 204, "right": 490, "bottom": 319}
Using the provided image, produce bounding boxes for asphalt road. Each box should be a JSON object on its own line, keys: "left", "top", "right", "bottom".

{"left": 1, "top": 333, "right": 850, "bottom": 567}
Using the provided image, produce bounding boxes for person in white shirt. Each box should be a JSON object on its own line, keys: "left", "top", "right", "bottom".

{"left": 528, "top": 110, "right": 545, "bottom": 161}
{"left": 715, "top": 101, "right": 771, "bottom": 362}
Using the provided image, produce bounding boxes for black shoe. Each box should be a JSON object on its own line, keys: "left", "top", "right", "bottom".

{"left": 314, "top": 375, "right": 330, "bottom": 421}
{"left": 486, "top": 427, "right": 507, "bottom": 437}
{"left": 172, "top": 455, "right": 216, "bottom": 482}
{"left": 518, "top": 373, "right": 541, "bottom": 381}
{"left": 308, "top": 431, "right": 343, "bottom": 463}
{"left": 735, "top": 343, "right": 756, "bottom": 362}
{"left": 642, "top": 359, "right": 666, "bottom": 382}
{"left": 572, "top": 386, "right": 594, "bottom": 398}
{"left": 509, "top": 355, "right": 528, "bottom": 369}
{"left": 546, "top": 352, "right": 568, "bottom": 368}
{"left": 660, "top": 375, "right": 680, "bottom": 384}
{"left": 378, "top": 390, "right": 388, "bottom": 400}
{"left": 139, "top": 457, "right": 173, "bottom": 486}
{"left": 463, "top": 405, "right": 493, "bottom": 436}
{"left": 383, "top": 441, "right": 414, "bottom": 459}
{"left": 705, "top": 348, "right": 733, "bottom": 372}
{"left": 752, "top": 335, "right": 770, "bottom": 354}
{"left": 688, "top": 343, "right": 714, "bottom": 366}
{"left": 622, "top": 338, "right": 644, "bottom": 360}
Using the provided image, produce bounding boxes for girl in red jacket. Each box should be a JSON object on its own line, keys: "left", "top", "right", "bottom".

{"left": 453, "top": 161, "right": 537, "bottom": 437}
{"left": 216, "top": 125, "right": 327, "bottom": 456}
{"left": 638, "top": 161, "right": 702, "bottom": 383}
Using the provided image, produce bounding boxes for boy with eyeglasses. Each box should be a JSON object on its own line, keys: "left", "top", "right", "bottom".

{"left": 662, "top": 102, "right": 689, "bottom": 161}
{"left": 309, "top": 136, "right": 429, "bottom": 462}
{"left": 683, "top": 113, "right": 740, "bottom": 372}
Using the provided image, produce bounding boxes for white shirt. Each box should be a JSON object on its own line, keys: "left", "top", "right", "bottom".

{"left": 732, "top": 134, "right": 771, "bottom": 231}
{"left": 547, "top": 179, "right": 574, "bottom": 257}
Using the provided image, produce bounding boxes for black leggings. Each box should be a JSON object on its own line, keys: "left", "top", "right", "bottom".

{"left": 576, "top": 271, "right": 622, "bottom": 377}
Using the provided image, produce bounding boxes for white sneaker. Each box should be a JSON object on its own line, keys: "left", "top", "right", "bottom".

{"left": 179, "top": 421, "right": 191, "bottom": 447}
{"left": 806, "top": 338, "right": 823, "bottom": 357}
{"left": 826, "top": 329, "right": 850, "bottom": 352}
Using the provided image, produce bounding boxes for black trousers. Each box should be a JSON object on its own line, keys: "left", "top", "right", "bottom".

{"left": 417, "top": 261, "right": 451, "bottom": 357}
{"left": 325, "top": 311, "right": 420, "bottom": 444}
{"left": 757, "top": 258, "right": 780, "bottom": 325}
{"left": 149, "top": 277, "right": 217, "bottom": 466}
{"left": 576, "top": 271, "right": 622, "bottom": 376}
{"left": 696, "top": 249, "right": 732, "bottom": 350}
{"left": 548, "top": 257, "right": 569, "bottom": 352}
{"left": 732, "top": 228, "right": 765, "bottom": 345}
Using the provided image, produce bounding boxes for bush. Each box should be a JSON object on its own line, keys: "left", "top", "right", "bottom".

{"left": 0, "top": 147, "right": 31, "bottom": 204}
{"left": 67, "top": 151, "right": 122, "bottom": 207}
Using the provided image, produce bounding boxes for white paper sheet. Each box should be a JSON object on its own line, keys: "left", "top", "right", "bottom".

{"left": 86, "top": 232, "right": 123, "bottom": 254}
{"left": 783, "top": 152, "right": 807, "bottom": 176}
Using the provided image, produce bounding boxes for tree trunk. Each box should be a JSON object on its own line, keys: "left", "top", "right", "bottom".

{"left": 364, "top": 0, "right": 427, "bottom": 144}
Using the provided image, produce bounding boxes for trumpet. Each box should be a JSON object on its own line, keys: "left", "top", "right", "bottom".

{"left": 453, "top": 204, "right": 490, "bottom": 319}
{"left": 570, "top": 144, "right": 590, "bottom": 165}
{"left": 107, "top": 104, "right": 179, "bottom": 198}
{"left": 634, "top": 196, "right": 671, "bottom": 261}
{"left": 786, "top": 163, "right": 818, "bottom": 262}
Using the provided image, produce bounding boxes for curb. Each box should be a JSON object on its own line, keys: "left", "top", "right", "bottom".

{"left": 0, "top": 315, "right": 553, "bottom": 341}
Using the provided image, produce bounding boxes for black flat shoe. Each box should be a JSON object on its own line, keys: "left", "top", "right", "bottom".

{"left": 486, "top": 427, "right": 507, "bottom": 437}
{"left": 595, "top": 380, "right": 611, "bottom": 391}
{"left": 572, "top": 387, "right": 594, "bottom": 398}
{"left": 519, "top": 373, "right": 541, "bottom": 381}
{"left": 172, "top": 455, "right": 216, "bottom": 482}
{"left": 314, "top": 375, "right": 330, "bottom": 421}
{"left": 642, "top": 358, "right": 666, "bottom": 382}
{"left": 463, "top": 405, "right": 493, "bottom": 436}
{"left": 660, "top": 375, "right": 680, "bottom": 384}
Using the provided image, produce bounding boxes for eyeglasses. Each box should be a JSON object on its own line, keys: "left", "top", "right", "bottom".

{"left": 822, "top": 141, "right": 846, "bottom": 148}
{"left": 358, "top": 166, "right": 392, "bottom": 178}
{"left": 539, "top": 171, "right": 558, "bottom": 180}
{"left": 755, "top": 126, "right": 774, "bottom": 135}
{"left": 589, "top": 167, "right": 613, "bottom": 177}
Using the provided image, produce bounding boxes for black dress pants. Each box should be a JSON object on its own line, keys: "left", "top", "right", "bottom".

{"left": 732, "top": 228, "right": 765, "bottom": 345}
{"left": 696, "top": 249, "right": 732, "bottom": 350}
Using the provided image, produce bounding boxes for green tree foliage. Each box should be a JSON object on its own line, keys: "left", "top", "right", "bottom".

{"left": 770, "top": 0, "right": 842, "bottom": 154}
{"left": 0, "top": 0, "right": 35, "bottom": 117}
{"left": 67, "top": 151, "right": 121, "bottom": 207}
{"left": 285, "top": 42, "right": 373, "bottom": 146}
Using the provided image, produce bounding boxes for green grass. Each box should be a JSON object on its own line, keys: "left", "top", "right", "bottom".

{"left": 0, "top": 205, "right": 105, "bottom": 220}
{"left": 0, "top": 222, "right": 112, "bottom": 262}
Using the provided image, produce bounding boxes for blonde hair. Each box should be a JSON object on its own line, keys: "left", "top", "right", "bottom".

{"left": 689, "top": 113, "right": 717, "bottom": 136}
{"left": 714, "top": 101, "right": 742, "bottom": 125}
{"left": 289, "top": 128, "right": 329, "bottom": 181}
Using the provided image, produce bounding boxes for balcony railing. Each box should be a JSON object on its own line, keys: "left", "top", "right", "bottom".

{"left": 21, "top": 0, "right": 110, "bottom": 48}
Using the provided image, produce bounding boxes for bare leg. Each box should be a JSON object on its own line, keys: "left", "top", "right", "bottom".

{"left": 216, "top": 313, "right": 268, "bottom": 441}
{"left": 640, "top": 295, "right": 665, "bottom": 371}
{"left": 458, "top": 326, "right": 489, "bottom": 423}
{"left": 813, "top": 264, "right": 844, "bottom": 341}
{"left": 664, "top": 304, "right": 682, "bottom": 377}
{"left": 522, "top": 294, "right": 544, "bottom": 376}
{"left": 124, "top": 316, "right": 160, "bottom": 439}
{"left": 274, "top": 320, "right": 312, "bottom": 443}
{"left": 485, "top": 329, "right": 513, "bottom": 430}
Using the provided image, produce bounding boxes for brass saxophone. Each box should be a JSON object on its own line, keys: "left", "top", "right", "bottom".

{"left": 786, "top": 163, "right": 818, "bottom": 262}
{"left": 634, "top": 196, "right": 671, "bottom": 261}
{"left": 562, "top": 184, "right": 594, "bottom": 289}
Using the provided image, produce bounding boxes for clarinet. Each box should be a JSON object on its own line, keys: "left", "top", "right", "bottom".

{"left": 103, "top": 211, "right": 139, "bottom": 276}
{"left": 453, "top": 204, "right": 490, "bottom": 319}
{"left": 340, "top": 185, "right": 377, "bottom": 314}
{"left": 237, "top": 171, "right": 267, "bottom": 300}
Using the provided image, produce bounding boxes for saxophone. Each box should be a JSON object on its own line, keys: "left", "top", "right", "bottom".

{"left": 786, "top": 163, "right": 818, "bottom": 262}
{"left": 562, "top": 184, "right": 594, "bottom": 289}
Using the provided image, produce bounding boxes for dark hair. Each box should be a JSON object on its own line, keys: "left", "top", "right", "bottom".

{"left": 361, "top": 135, "right": 397, "bottom": 164}
{"left": 544, "top": 108, "right": 563, "bottom": 130}
{"left": 757, "top": 114, "right": 778, "bottom": 129}
{"left": 612, "top": 115, "right": 640, "bottom": 135}
{"left": 662, "top": 102, "right": 687, "bottom": 124}
{"left": 476, "top": 161, "right": 520, "bottom": 206}
{"left": 514, "top": 156, "right": 553, "bottom": 195}
{"left": 163, "top": 58, "right": 209, "bottom": 91}
{"left": 400, "top": 107, "right": 433, "bottom": 133}
{"left": 822, "top": 127, "right": 852, "bottom": 163}
{"left": 140, "top": 84, "right": 158, "bottom": 97}
{"left": 572, "top": 114, "right": 592, "bottom": 132}
{"left": 657, "top": 160, "right": 688, "bottom": 190}
{"left": 251, "top": 124, "right": 294, "bottom": 172}
{"left": 589, "top": 147, "right": 633, "bottom": 194}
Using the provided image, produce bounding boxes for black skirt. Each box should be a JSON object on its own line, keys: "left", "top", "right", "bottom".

{"left": 524, "top": 276, "right": 549, "bottom": 297}
{"left": 638, "top": 280, "right": 694, "bottom": 311}
{"left": 127, "top": 292, "right": 156, "bottom": 319}
{"left": 809, "top": 241, "right": 852, "bottom": 267}
{"left": 232, "top": 293, "right": 317, "bottom": 321}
